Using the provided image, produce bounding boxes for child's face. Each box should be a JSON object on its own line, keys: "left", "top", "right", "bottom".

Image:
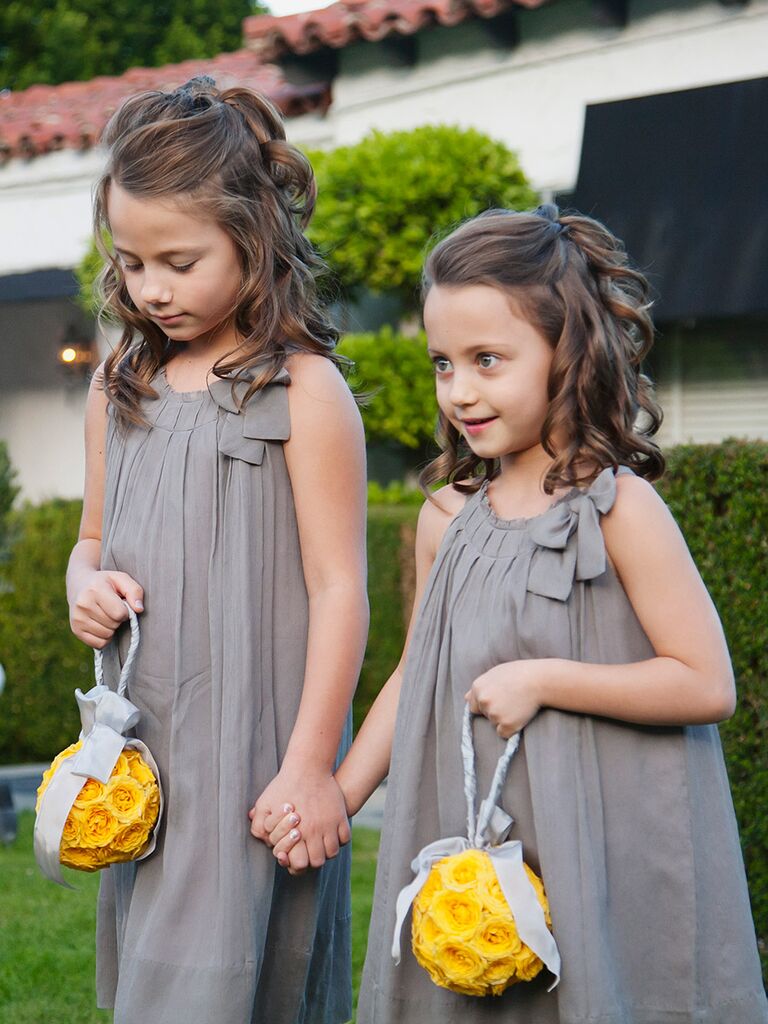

{"left": 107, "top": 182, "right": 242, "bottom": 350}
{"left": 424, "top": 284, "right": 554, "bottom": 464}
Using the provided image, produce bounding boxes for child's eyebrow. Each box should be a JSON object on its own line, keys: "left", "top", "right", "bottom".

{"left": 114, "top": 246, "right": 201, "bottom": 259}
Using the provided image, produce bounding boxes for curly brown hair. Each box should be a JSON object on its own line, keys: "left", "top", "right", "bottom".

{"left": 419, "top": 204, "right": 664, "bottom": 495}
{"left": 93, "top": 76, "right": 340, "bottom": 424}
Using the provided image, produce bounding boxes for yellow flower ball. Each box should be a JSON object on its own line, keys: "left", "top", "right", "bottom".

{"left": 36, "top": 742, "right": 160, "bottom": 871}
{"left": 411, "top": 848, "right": 552, "bottom": 997}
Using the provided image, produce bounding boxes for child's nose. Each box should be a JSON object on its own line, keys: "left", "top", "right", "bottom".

{"left": 140, "top": 273, "right": 172, "bottom": 307}
{"left": 449, "top": 369, "right": 477, "bottom": 407}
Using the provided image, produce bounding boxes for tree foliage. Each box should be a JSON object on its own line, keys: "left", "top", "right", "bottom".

{"left": 308, "top": 125, "right": 538, "bottom": 312}
{"left": 0, "top": 0, "right": 268, "bottom": 91}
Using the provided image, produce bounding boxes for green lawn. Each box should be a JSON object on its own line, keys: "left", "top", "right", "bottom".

{"left": 0, "top": 812, "right": 380, "bottom": 1024}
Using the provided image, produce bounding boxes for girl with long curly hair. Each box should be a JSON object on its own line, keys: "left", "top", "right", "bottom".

{"left": 66, "top": 76, "right": 367, "bottom": 1024}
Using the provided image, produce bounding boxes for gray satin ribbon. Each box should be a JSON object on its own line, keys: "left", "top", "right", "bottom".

{"left": 392, "top": 706, "right": 561, "bottom": 989}
{"left": 34, "top": 605, "right": 164, "bottom": 887}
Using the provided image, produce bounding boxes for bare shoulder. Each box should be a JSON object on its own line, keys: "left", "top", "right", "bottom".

{"left": 285, "top": 351, "right": 355, "bottom": 408}
{"left": 602, "top": 471, "right": 682, "bottom": 559}
{"left": 416, "top": 484, "right": 469, "bottom": 560}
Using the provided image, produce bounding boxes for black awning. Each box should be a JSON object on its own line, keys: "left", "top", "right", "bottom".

{"left": 0, "top": 268, "right": 78, "bottom": 303}
{"left": 571, "top": 77, "right": 768, "bottom": 321}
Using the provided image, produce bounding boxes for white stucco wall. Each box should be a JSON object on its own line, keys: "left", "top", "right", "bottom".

{"left": 327, "top": 0, "right": 768, "bottom": 192}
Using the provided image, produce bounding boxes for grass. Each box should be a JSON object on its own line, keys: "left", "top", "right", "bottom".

{"left": 0, "top": 813, "right": 380, "bottom": 1024}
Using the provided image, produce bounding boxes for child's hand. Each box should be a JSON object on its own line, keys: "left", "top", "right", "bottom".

{"left": 465, "top": 660, "right": 545, "bottom": 738}
{"left": 70, "top": 570, "right": 144, "bottom": 648}
{"left": 249, "top": 768, "right": 351, "bottom": 873}
{"left": 264, "top": 809, "right": 310, "bottom": 873}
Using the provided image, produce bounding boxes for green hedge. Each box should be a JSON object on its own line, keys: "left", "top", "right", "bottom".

{"left": 0, "top": 443, "right": 765, "bottom": 975}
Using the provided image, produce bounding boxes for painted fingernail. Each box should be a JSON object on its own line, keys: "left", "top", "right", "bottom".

{"left": 290, "top": 829, "right": 300, "bottom": 840}
{"left": 283, "top": 803, "right": 294, "bottom": 813}
{"left": 288, "top": 813, "right": 299, "bottom": 825}
{"left": 135, "top": 601, "right": 144, "bottom": 611}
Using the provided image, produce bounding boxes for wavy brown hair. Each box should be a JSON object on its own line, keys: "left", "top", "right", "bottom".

{"left": 94, "top": 76, "right": 341, "bottom": 423}
{"left": 420, "top": 204, "right": 664, "bottom": 495}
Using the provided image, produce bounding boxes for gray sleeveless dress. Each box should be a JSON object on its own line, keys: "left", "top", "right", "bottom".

{"left": 358, "top": 467, "right": 767, "bottom": 1024}
{"left": 96, "top": 365, "right": 352, "bottom": 1024}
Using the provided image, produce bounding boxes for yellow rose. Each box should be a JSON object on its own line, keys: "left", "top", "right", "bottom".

{"left": 105, "top": 776, "right": 146, "bottom": 823}
{"left": 112, "top": 752, "right": 130, "bottom": 777}
{"left": 438, "top": 849, "right": 495, "bottom": 892}
{"left": 514, "top": 944, "right": 544, "bottom": 982}
{"left": 72, "top": 776, "right": 107, "bottom": 809}
{"left": 473, "top": 914, "right": 522, "bottom": 961}
{"left": 62, "top": 846, "right": 102, "bottom": 871}
{"left": 60, "top": 813, "right": 82, "bottom": 847}
{"left": 36, "top": 740, "right": 83, "bottom": 811}
{"left": 127, "top": 752, "right": 156, "bottom": 788}
{"left": 109, "top": 822, "right": 151, "bottom": 859}
{"left": 412, "top": 906, "right": 442, "bottom": 964}
{"left": 79, "top": 805, "right": 120, "bottom": 848}
{"left": 482, "top": 955, "right": 524, "bottom": 995}
{"left": 433, "top": 936, "right": 486, "bottom": 985}
{"left": 523, "top": 863, "right": 552, "bottom": 927}
{"left": 416, "top": 867, "right": 443, "bottom": 907}
{"left": 429, "top": 888, "right": 483, "bottom": 941}
{"left": 480, "top": 871, "right": 511, "bottom": 916}
{"left": 142, "top": 787, "right": 160, "bottom": 829}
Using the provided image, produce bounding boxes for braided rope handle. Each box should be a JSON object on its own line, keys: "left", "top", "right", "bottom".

{"left": 461, "top": 704, "right": 520, "bottom": 847}
{"left": 93, "top": 603, "right": 140, "bottom": 698}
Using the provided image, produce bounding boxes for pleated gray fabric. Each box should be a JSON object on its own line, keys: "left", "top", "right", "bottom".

{"left": 358, "top": 467, "right": 767, "bottom": 1024}
{"left": 96, "top": 366, "right": 352, "bottom": 1024}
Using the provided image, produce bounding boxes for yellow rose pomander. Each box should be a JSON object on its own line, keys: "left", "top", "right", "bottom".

{"left": 411, "top": 848, "right": 552, "bottom": 997}
{"left": 36, "top": 741, "right": 160, "bottom": 872}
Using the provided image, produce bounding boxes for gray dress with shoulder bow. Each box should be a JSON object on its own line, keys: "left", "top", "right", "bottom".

{"left": 96, "top": 366, "right": 352, "bottom": 1024}
{"left": 358, "top": 467, "right": 767, "bottom": 1024}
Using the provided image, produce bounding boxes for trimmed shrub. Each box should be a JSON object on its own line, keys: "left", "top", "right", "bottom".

{"left": 308, "top": 125, "right": 538, "bottom": 311}
{"left": 0, "top": 501, "right": 92, "bottom": 762}
{"left": 340, "top": 328, "right": 437, "bottom": 450}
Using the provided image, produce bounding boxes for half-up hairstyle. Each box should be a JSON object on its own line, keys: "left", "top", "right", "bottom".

{"left": 420, "top": 204, "right": 664, "bottom": 495}
{"left": 94, "top": 75, "right": 340, "bottom": 423}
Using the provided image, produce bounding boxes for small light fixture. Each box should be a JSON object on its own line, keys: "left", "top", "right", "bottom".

{"left": 57, "top": 325, "right": 94, "bottom": 374}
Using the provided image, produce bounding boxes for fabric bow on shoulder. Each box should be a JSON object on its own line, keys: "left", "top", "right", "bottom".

{"left": 209, "top": 365, "right": 291, "bottom": 465}
{"left": 526, "top": 466, "right": 618, "bottom": 601}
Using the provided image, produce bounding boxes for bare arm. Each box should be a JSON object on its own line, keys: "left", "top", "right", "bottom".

{"left": 467, "top": 474, "right": 736, "bottom": 736}
{"left": 67, "top": 369, "right": 144, "bottom": 648}
{"left": 249, "top": 354, "right": 368, "bottom": 867}
{"left": 267, "top": 484, "right": 466, "bottom": 864}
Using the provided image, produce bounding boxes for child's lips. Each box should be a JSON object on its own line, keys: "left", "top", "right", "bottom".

{"left": 461, "top": 416, "right": 498, "bottom": 436}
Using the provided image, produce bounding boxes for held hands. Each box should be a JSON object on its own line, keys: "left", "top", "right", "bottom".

{"left": 465, "top": 660, "right": 547, "bottom": 738}
{"left": 70, "top": 571, "right": 145, "bottom": 649}
{"left": 249, "top": 765, "right": 351, "bottom": 875}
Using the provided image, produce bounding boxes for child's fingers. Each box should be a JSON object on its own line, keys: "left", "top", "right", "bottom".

{"left": 267, "top": 811, "right": 301, "bottom": 847}
{"left": 307, "top": 835, "right": 327, "bottom": 870}
{"left": 338, "top": 819, "right": 351, "bottom": 847}
{"left": 272, "top": 827, "right": 302, "bottom": 858}
{"left": 287, "top": 841, "right": 310, "bottom": 875}
{"left": 263, "top": 803, "right": 294, "bottom": 834}
{"left": 323, "top": 831, "right": 340, "bottom": 860}
{"left": 109, "top": 572, "right": 145, "bottom": 613}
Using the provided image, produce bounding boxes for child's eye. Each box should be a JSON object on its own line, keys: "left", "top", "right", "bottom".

{"left": 477, "top": 353, "right": 499, "bottom": 369}
{"left": 432, "top": 357, "right": 452, "bottom": 374}
{"left": 172, "top": 262, "right": 197, "bottom": 273}
{"left": 118, "top": 258, "right": 141, "bottom": 272}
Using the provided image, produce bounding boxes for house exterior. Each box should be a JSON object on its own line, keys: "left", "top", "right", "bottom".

{"left": 1, "top": 0, "right": 766, "bottom": 501}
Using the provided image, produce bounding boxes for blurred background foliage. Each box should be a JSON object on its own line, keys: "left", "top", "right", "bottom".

{"left": 0, "top": 0, "right": 268, "bottom": 91}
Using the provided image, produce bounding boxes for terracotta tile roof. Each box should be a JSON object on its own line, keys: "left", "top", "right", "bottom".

{"left": 0, "top": 49, "right": 329, "bottom": 164}
{"left": 244, "top": 0, "right": 548, "bottom": 60}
